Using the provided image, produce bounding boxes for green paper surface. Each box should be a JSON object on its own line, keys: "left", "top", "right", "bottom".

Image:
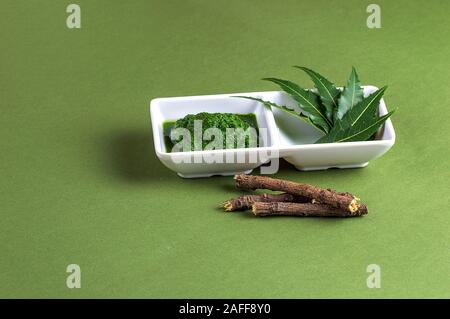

{"left": 0, "top": 0, "right": 449, "bottom": 298}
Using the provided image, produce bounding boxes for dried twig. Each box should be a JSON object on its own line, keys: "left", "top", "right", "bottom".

{"left": 235, "top": 174, "right": 360, "bottom": 213}
{"left": 223, "top": 193, "right": 310, "bottom": 211}
{"left": 252, "top": 202, "right": 368, "bottom": 217}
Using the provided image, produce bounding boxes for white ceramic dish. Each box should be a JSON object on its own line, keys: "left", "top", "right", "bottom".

{"left": 150, "top": 93, "right": 280, "bottom": 178}
{"left": 149, "top": 86, "right": 395, "bottom": 178}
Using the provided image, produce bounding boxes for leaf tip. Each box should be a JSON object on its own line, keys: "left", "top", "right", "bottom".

{"left": 294, "top": 66, "right": 312, "bottom": 73}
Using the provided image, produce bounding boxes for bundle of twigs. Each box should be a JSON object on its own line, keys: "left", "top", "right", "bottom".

{"left": 223, "top": 174, "right": 368, "bottom": 217}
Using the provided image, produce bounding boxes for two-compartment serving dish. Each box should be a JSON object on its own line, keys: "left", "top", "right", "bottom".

{"left": 149, "top": 86, "right": 395, "bottom": 178}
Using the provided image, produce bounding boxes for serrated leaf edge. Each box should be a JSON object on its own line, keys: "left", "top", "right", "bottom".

{"left": 232, "top": 95, "right": 327, "bottom": 133}
{"left": 262, "top": 77, "right": 332, "bottom": 129}
{"left": 294, "top": 66, "right": 339, "bottom": 110}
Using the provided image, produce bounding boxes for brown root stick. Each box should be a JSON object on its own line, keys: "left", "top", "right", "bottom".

{"left": 252, "top": 202, "right": 368, "bottom": 217}
{"left": 235, "top": 174, "right": 360, "bottom": 213}
{"left": 223, "top": 193, "right": 310, "bottom": 211}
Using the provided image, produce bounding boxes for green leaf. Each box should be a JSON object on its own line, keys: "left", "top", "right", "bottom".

{"left": 316, "top": 110, "right": 394, "bottom": 143}
{"left": 294, "top": 66, "right": 339, "bottom": 122}
{"left": 337, "top": 86, "right": 387, "bottom": 131}
{"left": 335, "top": 67, "right": 364, "bottom": 120}
{"left": 232, "top": 96, "right": 327, "bottom": 133}
{"left": 262, "top": 78, "right": 331, "bottom": 133}
{"left": 316, "top": 86, "right": 390, "bottom": 143}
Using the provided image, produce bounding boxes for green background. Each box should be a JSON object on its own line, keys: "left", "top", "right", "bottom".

{"left": 1, "top": 0, "right": 449, "bottom": 298}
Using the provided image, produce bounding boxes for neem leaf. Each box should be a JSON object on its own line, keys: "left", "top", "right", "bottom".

{"left": 335, "top": 67, "right": 364, "bottom": 120}
{"left": 316, "top": 110, "right": 394, "bottom": 143}
{"left": 316, "top": 86, "right": 391, "bottom": 143}
{"left": 338, "top": 86, "right": 387, "bottom": 130}
{"left": 294, "top": 66, "right": 339, "bottom": 122}
{"left": 232, "top": 96, "right": 327, "bottom": 133}
{"left": 262, "top": 78, "right": 331, "bottom": 133}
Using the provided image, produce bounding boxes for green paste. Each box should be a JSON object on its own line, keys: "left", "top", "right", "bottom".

{"left": 163, "top": 112, "right": 259, "bottom": 152}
